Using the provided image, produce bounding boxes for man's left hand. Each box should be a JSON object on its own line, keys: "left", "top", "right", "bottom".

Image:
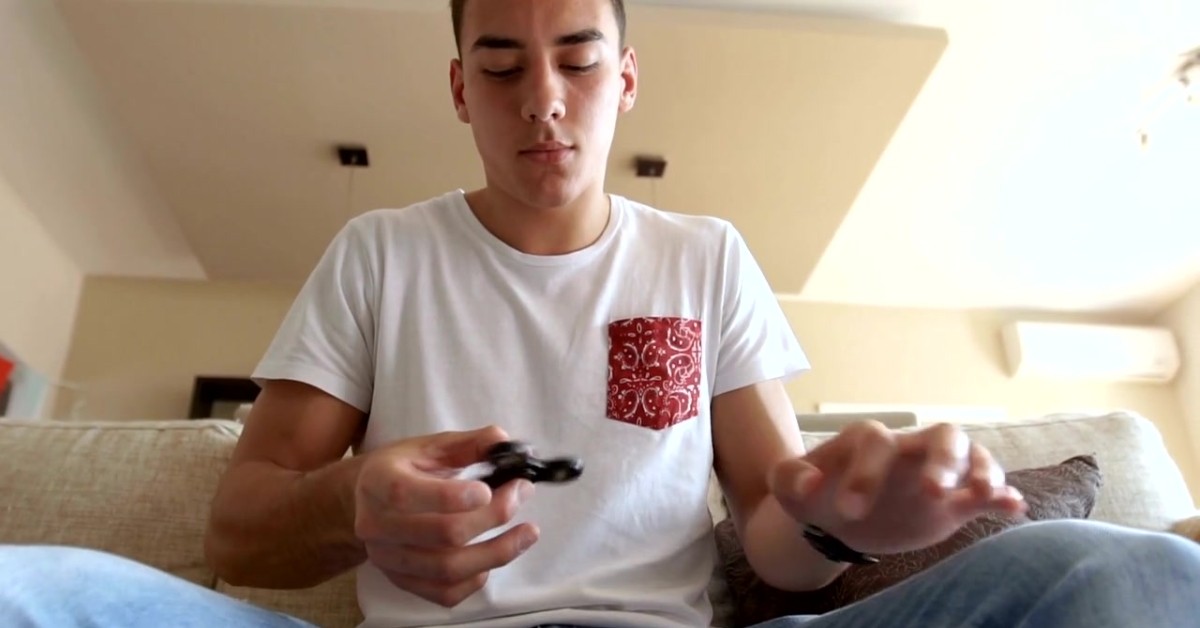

{"left": 769, "top": 421, "right": 1027, "bottom": 556}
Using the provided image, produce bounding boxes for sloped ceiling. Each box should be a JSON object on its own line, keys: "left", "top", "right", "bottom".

{"left": 0, "top": 0, "right": 204, "bottom": 280}
{"left": 49, "top": 0, "right": 946, "bottom": 294}
{"left": 795, "top": 0, "right": 1200, "bottom": 315}
{"left": 12, "top": 0, "right": 1195, "bottom": 316}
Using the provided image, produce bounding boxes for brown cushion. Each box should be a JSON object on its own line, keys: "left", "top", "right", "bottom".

{"left": 715, "top": 455, "right": 1103, "bottom": 626}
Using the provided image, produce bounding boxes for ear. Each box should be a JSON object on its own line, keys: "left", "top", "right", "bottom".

{"left": 618, "top": 46, "right": 639, "bottom": 114}
{"left": 450, "top": 58, "right": 470, "bottom": 124}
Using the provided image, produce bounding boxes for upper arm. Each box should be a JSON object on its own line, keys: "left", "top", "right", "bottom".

{"left": 710, "top": 223, "right": 809, "bottom": 398}
{"left": 229, "top": 215, "right": 379, "bottom": 473}
{"left": 709, "top": 222, "right": 810, "bottom": 526}
{"left": 228, "top": 379, "right": 367, "bottom": 473}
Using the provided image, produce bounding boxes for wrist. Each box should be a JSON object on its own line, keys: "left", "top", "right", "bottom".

{"left": 296, "top": 453, "right": 368, "bottom": 555}
{"left": 799, "top": 523, "right": 879, "bottom": 565}
{"left": 739, "top": 496, "right": 851, "bottom": 591}
{"left": 335, "top": 454, "right": 368, "bottom": 542}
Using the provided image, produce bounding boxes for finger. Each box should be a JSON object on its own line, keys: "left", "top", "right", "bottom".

{"left": 416, "top": 425, "right": 512, "bottom": 470}
{"left": 795, "top": 425, "right": 861, "bottom": 470}
{"left": 965, "top": 442, "right": 1006, "bottom": 500}
{"left": 772, "top": 421, "right": 868, "bottom": 503}
{"left": 904, "top": 423, "right": 970, "bottom": 497}
{"left": 390, "top": 520, "right": 539, "bottom": 584}
{"left": 769, "top": 457, "right": 825, "bottom": 508}
{"left": 946, "top": 485, "right": 1027, "bottom": 520}
{"left": 361, "top": 459, "right": 493, "bottom": 518}
{"left": 384, "top": 569, "right": 489, "bottom": 608}
{"left": 397, "top": 480, "right": 535, "bottom": 549}
{"left": 835, "top": 422, "right": 897, "bottom": 521}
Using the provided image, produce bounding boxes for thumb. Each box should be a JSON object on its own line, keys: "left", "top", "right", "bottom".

{"left": 769, "top": 457, "right": 825, "bottom": 506}
{"left": 416, "top": 425, "right": 511, "bottom": 470}
{"left": 770, "top": 427, "right": 868, "bottom": 506}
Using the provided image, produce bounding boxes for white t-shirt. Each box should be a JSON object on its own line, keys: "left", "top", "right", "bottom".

{"left": 253, "top": 190, "right": 810, "bottom": 628}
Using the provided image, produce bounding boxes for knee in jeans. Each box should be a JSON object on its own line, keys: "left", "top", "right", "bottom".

{"left": 1114, "top": 527, "right": 1200, "bottom": 578}
{"left": 969, "top": 519, "right": 1118, "bottom": 577}
{"left": 987, "top": 519, "right": 1109, "bottom": 556}
{"left": 980, "top": 519, "right": 1200, "bottom": 577}
{"left": 0, "top": 544, "right": 139, "bottom": 592}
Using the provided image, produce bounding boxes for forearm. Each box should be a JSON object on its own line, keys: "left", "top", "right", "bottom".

{"left": 739, "top": 495, "right": 850, "bottom": 592}
{"left": 204, "top": 454, "right": 368, "bottom": 589}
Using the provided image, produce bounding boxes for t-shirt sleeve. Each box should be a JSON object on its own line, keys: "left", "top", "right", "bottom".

{"left": 712, "top": 223, "right": 811, "bottom": 398}
{"left": 252, "top": 217, "right": 377, "bottom": 413}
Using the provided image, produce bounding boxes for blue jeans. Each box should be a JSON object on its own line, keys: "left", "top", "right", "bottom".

{"left": 1, "top": 520, "right": 1198, "bottom": 628}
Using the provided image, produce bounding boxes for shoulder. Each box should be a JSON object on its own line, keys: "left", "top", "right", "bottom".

{"left": 347, "top": 191, "right": 462, "bottom": 240}
{"left": 305, "top": 191, "right": 465, "bottom": 289}
{"left": 617, "top": 196, "right": 743, "bottom": 247}
{"left": 325, "top": 190, "right": 467, "bottom": 263}
{"left": 616, "top": 196, "right": 751, "bottom": 264}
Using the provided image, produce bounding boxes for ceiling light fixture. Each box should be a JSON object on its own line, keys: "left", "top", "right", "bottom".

{"left": 1136, "top": 45, "right": 1200, "bottom": 150}
{"left": 335, "top": 143, "right": 369, "bottom": 219}
{"left": 337, "top": 144, "right": 370, "bottom": 167}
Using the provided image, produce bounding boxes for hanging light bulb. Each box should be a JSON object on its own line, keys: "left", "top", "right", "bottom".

{"left": 1181, "top": 48, "right": 1199, "bottom": 105}
{"left": 1133, "top": 46, "right": 1200, "bottom": 150}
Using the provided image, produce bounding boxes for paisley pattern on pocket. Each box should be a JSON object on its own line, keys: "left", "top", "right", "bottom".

{"left": 606, "top": 317, "right": 703, "bottom": 430}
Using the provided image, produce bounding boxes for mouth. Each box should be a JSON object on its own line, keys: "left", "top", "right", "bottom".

{"left": 520, "top": 141, "right": 575, "bottom": 164}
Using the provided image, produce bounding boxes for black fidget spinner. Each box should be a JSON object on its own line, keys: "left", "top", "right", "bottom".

{"left": 480, "top": 441, "right": 584, "bottom": 489}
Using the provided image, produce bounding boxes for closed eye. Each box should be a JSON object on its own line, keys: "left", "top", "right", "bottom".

{"left": 483, "top": 68, "right": 521, "bottom": 79}
{"left": 482, "top": 63, "right": 600, "bottom": 79}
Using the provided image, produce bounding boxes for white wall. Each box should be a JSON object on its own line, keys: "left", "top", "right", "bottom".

{"left": 0, "top": 174, "right": 83, "bottom": 418}
{"left": 0, "top": 0, "right": 203, "bottom": 281}
{"left": 1, "top": 0, "right": 198, "bottom": 418}
{"left": 1158, "top": 281, "right": 1200, "bottom": 472}
{"left": 783, "top": 302, "right": 1198, "bottom": 497}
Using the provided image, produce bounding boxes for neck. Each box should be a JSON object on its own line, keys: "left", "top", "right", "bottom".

{"left": 463, "top": 186, "right": 612, "bottom": 256}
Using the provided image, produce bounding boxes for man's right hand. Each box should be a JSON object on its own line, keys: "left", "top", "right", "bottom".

{"left": 353, "top": 425, "right": 538, "bottom": 607}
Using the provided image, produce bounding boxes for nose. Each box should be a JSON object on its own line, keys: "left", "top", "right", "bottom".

{"left": 520, "top": 61, "right": 566, "bottom": 123}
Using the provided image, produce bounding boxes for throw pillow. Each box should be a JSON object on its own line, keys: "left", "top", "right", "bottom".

{"left": 715, "top": 455, "right": 1103, "bottom": 626}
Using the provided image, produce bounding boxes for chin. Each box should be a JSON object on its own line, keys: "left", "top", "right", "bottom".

{"left": 509, "top": 177, "right": 588, "bottom": 210}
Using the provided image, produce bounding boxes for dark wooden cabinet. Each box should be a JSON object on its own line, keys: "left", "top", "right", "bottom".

{"left": 0, "top": 380, "right": 11, "bottom": 417}
{"left": 188, "top": 376, "right": 261, "bottom": 419}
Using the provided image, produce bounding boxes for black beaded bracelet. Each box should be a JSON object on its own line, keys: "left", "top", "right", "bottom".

{"left": 802, "top": 524, "right": 880, "bottom": 565}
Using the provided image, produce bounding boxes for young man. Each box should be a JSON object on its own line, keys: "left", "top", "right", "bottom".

{"left": 2, "top": 1, "right": 1198, "bottom": 627}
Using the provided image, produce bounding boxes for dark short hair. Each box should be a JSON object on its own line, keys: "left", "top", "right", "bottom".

{"left": 450, "top": 0, "right": 627, "bottom": 54}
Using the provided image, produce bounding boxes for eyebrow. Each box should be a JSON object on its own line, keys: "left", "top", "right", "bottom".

{"left": 470, "top": 28, "right": 606, "bottom": 52}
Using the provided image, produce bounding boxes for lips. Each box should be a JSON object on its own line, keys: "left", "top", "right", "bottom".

{"left": 520, "top": 142, "right": 574, "bottom": 164}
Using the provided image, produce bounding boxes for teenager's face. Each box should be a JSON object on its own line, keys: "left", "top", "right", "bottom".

{"left": 450, "top": 0, "right": 637, "bottom": 210}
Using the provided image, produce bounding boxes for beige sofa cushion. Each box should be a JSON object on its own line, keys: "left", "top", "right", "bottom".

{"left": 0, "top": 418, "right": 238, "bottom": 588}
{"left": 0, "top": 418, "right": 366, "bottom": 628}
{"left": 218, "top": 572, "right": 362, "bottom": 628}
{"left": 2, "top": 410, "right": 1191, "bottom": 628}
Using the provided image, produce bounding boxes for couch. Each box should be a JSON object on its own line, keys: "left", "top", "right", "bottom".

{"left": 1, "top": 410, "right": 1196, "bottom": 628}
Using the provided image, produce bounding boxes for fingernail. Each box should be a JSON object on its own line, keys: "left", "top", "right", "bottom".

{"left": 792, "top": 470, "right": 817, "bottom": 497}
{"left": 989, "top": 465, "right": 1007, "bottom": 488}
{"left": 517, "top": 532, "right": 536, "bottom": 554}
{"left": 463, "top": 486, "right": 489, "bottom": 509}
{"left": 952, "top": 431, "right": 971, "bottom": 459}
{"left": 517, "top": 480, "right": 535, "bottom": 504}
{"left": 932, "top": 468, "right": 958, "bottom": 489}
{"left": 840, "top": 493, "right": 867, "bottom": 520}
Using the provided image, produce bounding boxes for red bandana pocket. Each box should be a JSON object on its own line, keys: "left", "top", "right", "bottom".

{"left": 606, "top": 317, "right": 703, "bottom": 430}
